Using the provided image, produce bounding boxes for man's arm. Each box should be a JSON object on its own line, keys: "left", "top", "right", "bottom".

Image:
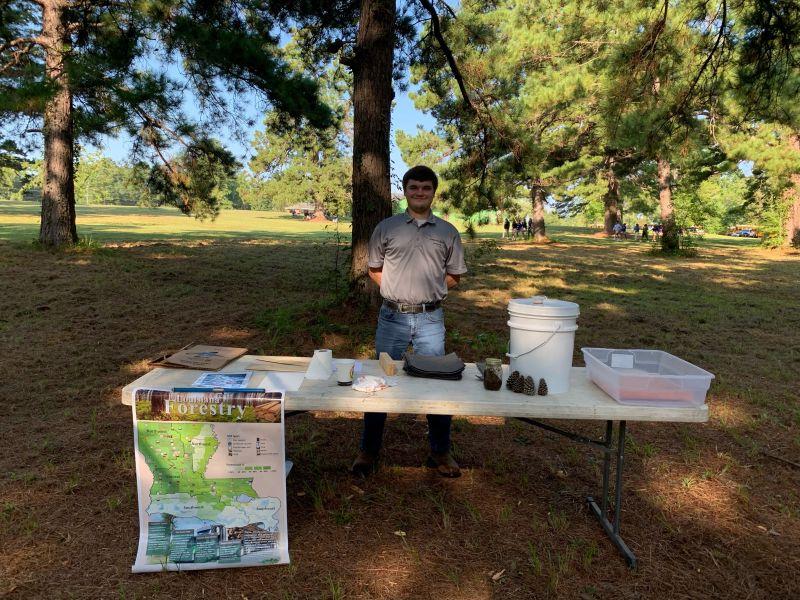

{"left": 445, "top": 273, "right": 460, "bottom": 289}
{"left": 369, "top": 267, "right": 382, "bottom": 286}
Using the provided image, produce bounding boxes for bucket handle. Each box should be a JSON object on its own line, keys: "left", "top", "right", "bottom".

{"left": 506, "top": 323, "right": 562, "bottom": 359}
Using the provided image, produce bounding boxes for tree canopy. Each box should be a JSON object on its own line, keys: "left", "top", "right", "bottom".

{"left": 0, "top": 0, "right": 343, "bottom": 244}
{"left": 405, "top": 0, "right": 800, "bottom": 248}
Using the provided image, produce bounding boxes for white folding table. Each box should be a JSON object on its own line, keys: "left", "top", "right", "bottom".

{"left": 122, "top": 355, "right": 708, "bottom": 568}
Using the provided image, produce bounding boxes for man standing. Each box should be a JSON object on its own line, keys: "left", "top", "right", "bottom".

{"left": 352, "top": 165, "right": 468, "bottom": 478}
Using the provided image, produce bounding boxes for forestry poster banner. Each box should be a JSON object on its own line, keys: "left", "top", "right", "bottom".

{"left": 131, "top": 389, "right": 289, "bottom": 572}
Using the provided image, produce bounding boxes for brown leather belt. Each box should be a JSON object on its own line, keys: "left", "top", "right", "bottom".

{"left": 382, "top": 299, "right": 442, "bottom": 314}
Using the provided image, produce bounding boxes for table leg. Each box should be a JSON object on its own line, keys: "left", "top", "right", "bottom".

{"left": 600, "top": 420, "right": 613, "bottom": 517}
{"left": 515, "top": 417, "right": 638, "bottom": 567}
{"left": 587, "top": 420, "right": 637, "bottom": 568}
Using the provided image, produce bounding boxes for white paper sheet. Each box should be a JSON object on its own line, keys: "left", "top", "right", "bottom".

{"left": 260, "top": 371, "right": 306, "bottom": 392}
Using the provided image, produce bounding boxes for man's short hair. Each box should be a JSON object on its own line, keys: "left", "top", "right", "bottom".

{"left": 402, "top": 165, "right": 438, "bottom": 191}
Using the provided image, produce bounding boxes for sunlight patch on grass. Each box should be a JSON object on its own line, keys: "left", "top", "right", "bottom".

{"left": 594, "top": 302, "right": 624, "bottom": 314}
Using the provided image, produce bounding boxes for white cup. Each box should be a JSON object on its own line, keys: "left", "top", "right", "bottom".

{"left": 335, "top": 359, "right": 355, "bottom": 386}
{"left": 312, "top": 349, "right": 333, "bottom": 372}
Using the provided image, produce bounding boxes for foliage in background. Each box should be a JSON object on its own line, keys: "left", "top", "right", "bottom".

{"left": 405, "top": 0, "right": 800, "bottom": 249}
{"left": 73, "top": 153, "right": 154, "bottom": 207}
{"left": 249, "top": 42, "right": 353, "bottom": 218}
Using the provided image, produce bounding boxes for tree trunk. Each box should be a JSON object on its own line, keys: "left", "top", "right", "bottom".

{"left": 349, "top": 0, "right": 395, "bottom": 303}
{"left": 786, "top": 135, "right": 800, "bottom": 247}
{"left": 657, "top": 156, "right": 679, "bottom": 252}
{"left": 530, "top": 183, "right": 548, "bottom": 243}
{"left": 603, "top": 155, "right": 621, "bottom": 235}
{"left": 39, "top": 0, "right": 77, "bottom": 247}
{"left": 785, "top": 176, "right": 800, "bottom": 248}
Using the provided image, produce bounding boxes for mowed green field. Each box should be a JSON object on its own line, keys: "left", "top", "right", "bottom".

{"left": 1, "top": 199, "right": 797, "bottom": 599}
{"left": 0, "top": 199, "right": 759, "bottom": 247}
{"left": 0, "top": 200, "right": 349, "bottom": 242}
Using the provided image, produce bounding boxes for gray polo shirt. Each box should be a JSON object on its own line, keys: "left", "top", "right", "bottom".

{"left": 368, "top": 211, "right": 468, "bottom": 305}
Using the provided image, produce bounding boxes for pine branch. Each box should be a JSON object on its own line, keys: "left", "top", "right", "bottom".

{"left": 133, "top": 106, "right": 194, "bottom": 151}
{"left": 0, "top": 36, "right": 45, "bottom": 54}
{"left": 416, "top": 0, "right": 476, "bottom": 118}
{"left": 653, "top": 0, "right": 728, "bottom": 139}
{"left": 416, "top": 0, "right": 501, "bottom": 191}
{"left": 677, "top": 0, "right": 728, "bottom": 117}
{"left": 0, "top": 33, "right": 47, "bottom": 75}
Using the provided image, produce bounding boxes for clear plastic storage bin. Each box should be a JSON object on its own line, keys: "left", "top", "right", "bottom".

{"left": 581, "top": 348, "right": 714, "bottom": 407}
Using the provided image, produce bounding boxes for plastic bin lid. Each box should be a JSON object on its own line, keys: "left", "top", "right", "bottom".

{"left": 508, "top": 296, "right": 580, "bottom": 317}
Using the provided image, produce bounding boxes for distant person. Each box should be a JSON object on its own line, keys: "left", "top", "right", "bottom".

{"left": 621, "top": 222, "right": 628, "bottom": 239}
{"left": 612, "top": 221, "right": 623, "bottom": 240}
{"left": 352, "top": 165, "right": 467, "bottom": 478}
{"left": 633, "top": 223, "right": 640, "bottom": 240}
{"left": 642, "top": 223, "right": 649, "bottom": 241}
{"left": 526, "top": 218, "right": 534, "bottom": 240}
{"left": 503, "top": 217, "right": 510, "bottom": 238}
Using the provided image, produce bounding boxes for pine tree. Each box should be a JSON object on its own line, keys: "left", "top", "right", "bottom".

{"left": 1, "top": 1, "right": 341, "bottom": 247}
{"left": 730, "top": 2, "right": 800, "bottom": 246}
{"left": 410, "top": 0, "right": 601, "bottom": 242}
{"left": 249, "top": 46, "right": 353, "bottom": 219}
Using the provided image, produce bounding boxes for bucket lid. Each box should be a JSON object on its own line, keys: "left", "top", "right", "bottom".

{"left": 508, "top": 296, "right": 580, "bottom": 318}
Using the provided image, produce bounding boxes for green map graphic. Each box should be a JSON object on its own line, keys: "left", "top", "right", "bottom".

{"left": 137, "top": 422, "right": 280, "bottom": 527}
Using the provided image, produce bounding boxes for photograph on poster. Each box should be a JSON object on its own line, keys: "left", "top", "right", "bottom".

{"left": 191, "top": 372, "right": 252, "bottom": 389}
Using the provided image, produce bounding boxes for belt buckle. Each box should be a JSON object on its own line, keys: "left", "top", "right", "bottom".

{"left": 400, "top": 303, "right": 411, "bottom": 313}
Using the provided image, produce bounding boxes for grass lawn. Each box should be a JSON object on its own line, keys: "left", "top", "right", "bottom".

{"left": 1, "top": 200, "right": 798, "bottom": 599}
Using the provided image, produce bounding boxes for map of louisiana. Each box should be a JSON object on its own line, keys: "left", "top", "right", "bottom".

{"left": 137, "top": 422, "right": 281, "bottom": 527}
{"left": 131, "top": 389, "right": 289, "bottom": 572}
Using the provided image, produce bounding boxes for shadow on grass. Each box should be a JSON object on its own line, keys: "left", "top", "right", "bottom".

{"left": 0, "top": 227, "right": 798, "bottom": 598}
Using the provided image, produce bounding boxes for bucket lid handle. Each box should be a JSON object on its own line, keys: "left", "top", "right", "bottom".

{"left": 506, "top": 322, "right": 562, "bottom": 359}
{"left": 530, "top": 295, "right": 547, "bottom": 304}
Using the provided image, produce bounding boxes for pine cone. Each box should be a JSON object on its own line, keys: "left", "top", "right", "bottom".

{"left": 524, "top": 376, "right": 536, "bottom": 396}
{"left": 506, "top": 370, "right": 520, "bottom": 389}
{"left": 537, "top": 378, "right": 548, "bottom": 396}
{"left": 513, "top": 374, "right": 525, "bottom": 393}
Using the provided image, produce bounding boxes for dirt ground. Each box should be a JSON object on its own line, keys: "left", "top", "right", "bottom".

{"left": 1, "top": 230, "right": 798, "bottom": 599}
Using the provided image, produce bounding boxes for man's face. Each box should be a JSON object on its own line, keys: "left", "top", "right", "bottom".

{"left": 404, "top": 179, "right": 436, "bottom": 214}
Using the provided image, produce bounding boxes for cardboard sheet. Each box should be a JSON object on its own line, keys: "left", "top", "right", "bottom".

{"left": 151, "top": 344, "right": 249, "bottom": 370}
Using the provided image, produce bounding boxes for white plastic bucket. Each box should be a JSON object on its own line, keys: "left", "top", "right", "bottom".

{"left": 507, "top": 296, "right": 580, "bottom": 394}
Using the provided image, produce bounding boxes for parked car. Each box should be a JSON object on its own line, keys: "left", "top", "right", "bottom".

{"left": 732, "top": 229, "right": 758, "bottom": 238}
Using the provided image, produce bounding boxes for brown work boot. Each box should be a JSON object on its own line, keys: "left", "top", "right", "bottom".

{"left": 351, "top": 450, "right": 379, "bottom": 477}
{"left": 426, "top": 452, "right": 461, "bottom": 478}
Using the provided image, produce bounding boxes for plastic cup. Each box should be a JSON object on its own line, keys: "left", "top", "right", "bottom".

{"left": 335, "top": 359, "right": 355, "bottom": 386}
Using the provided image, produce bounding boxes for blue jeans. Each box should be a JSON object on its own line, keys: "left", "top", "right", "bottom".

{"left": 360, "top": 305, "right": 452, "bottom": 455}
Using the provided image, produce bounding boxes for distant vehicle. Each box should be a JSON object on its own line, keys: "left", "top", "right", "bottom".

{"left": 731, "top": 229, "right": 758, "bottom": 238}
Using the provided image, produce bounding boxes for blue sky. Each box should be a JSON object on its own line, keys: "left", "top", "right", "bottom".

{"left": 94, "top": 78, "right": 436, "bottom": 193}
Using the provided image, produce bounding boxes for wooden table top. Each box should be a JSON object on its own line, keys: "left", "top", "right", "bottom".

{"left": 121, "top": 355, "right": 708, "bottom": 423}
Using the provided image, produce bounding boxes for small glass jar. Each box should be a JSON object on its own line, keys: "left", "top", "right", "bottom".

{"left": 483, "top": 358, "right": 504, "bottom": 391}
